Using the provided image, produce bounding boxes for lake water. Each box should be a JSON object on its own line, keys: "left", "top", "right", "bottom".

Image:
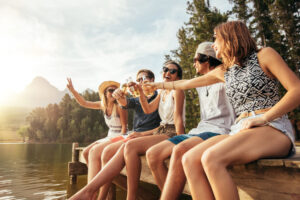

{"left": 0, "top": 143, "right": 87, "bottom": 200}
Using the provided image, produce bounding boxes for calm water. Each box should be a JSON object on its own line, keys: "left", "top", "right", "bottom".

{"left": 0, "top": 143, "right": 87, "bottom": 200}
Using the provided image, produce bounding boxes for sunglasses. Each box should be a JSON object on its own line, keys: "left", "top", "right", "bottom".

{"left": 194, "top": 54, "right": 209, "bottom": 64}
{"left": 106, "top": 88, "right": 116, "bottom": 93}
{"left": 136, "top": 75, "right": 150, "bottom": 83}
{"left": 162, "top": 67, "right": 178, "bottom": 74}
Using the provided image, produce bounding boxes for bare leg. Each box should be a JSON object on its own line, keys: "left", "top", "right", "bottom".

{"left": 97, "top": 141, "right": 124, "bottom": 200}
{"left": 146, "top": 140, "right": 174, "bottom": 190}
{"left": 82, "top": 141, "right": 99, "bottom": 165}
{"left": 124, "top": 135, "right": 170, "bottom": 200}
{"left": 201, "top": 127, "right": 291, "bottom": 200}
{"left": 160, "top": 137, "right": 204, "bottom": 200}
{"left": 182, "top": 135, "right": 227, "bottom": 200}
{"left": 69, "top": 142, "right": 126, "bottom": 200}
{"left": 88, "top": 140, "right": 113, "bottom": 183}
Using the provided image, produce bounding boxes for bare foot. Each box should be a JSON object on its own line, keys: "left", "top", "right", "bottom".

{"left": 68, "top": 186, "right": 94, "bottom": 200}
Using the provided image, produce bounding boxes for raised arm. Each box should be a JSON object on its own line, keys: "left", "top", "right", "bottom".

{"left": 138, "top": 84, "right": 160, "bottom": 114}
{"left": 145, "top": 66, "right": 224, "bottom": 90}
{"left": 67, "top": 78, "right": 101, "bottom": 110}
{"left": 117, "top": 106, "right": 128, "bottom": 134}
{"left": 173, "top": 89, "right": 185, "bottom": 135}
{"left": 245, "top": 47, "right": 300, "bottom": 128}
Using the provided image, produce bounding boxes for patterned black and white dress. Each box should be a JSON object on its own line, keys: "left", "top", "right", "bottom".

{"left": 224, "top": 52, "right": 295, "bottom": 154}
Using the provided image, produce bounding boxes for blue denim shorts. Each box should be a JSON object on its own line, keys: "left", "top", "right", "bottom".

{"left": 168, "top": 132, "right": 220, "bottom": 145}
{"left": 230, "top": 113, "right": 295, "bottom": 155}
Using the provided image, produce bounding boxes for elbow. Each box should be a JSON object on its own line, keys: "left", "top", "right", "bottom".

{"left": 144, "top": 109, "right": 151, "bottom": 114}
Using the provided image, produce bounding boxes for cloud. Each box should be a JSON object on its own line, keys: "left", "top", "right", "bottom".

{"left": 0, "top": 0, "right": 189, "bottom": 95}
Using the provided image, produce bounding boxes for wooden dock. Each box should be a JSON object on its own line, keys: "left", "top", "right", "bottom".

{"left": 68, "top": 142, "right": 300, "bottom": 200}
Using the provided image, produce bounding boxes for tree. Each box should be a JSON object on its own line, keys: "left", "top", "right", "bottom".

{"left": 168, "top": 0, "right": 227, "bottom": 132}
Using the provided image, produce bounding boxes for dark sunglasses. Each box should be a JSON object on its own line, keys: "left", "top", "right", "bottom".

{"left": 136, "top": 75, "right": 150, "bottom": 83}
{"left": 194, "top": 54, "right": 209, "bottom": 64}
{"left": 106, "top": 88, "right": 116, "bottom": 93}
{"left": 162, "top": 67, "right": 178, "bottom": 74}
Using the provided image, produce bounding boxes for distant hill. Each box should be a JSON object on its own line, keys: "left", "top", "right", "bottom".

{"left": 7, "top": 76, "right": 68, "bottom": 108}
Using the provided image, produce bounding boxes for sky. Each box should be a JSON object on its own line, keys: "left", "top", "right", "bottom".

{"left": 0, "top": 0, "right": 232, "bottom": 104}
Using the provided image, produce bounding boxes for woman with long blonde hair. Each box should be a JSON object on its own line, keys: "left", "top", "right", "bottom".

{"left": 67, "top": 79, "right": 127, "bottom": 187}
{"left": 146, "top": 21, "right": 300, "bottom": 200}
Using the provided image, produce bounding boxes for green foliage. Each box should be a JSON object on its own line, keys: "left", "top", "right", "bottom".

{"left": 23, "top": 91, "right": 110, "bottom": 143}
{"left": 168, "top": 0, "right": 228, "bottom": 132}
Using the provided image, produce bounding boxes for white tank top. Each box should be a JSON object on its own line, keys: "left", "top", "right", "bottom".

{"left": 158, "top": 90, "right": 185, "bottom": 125}
{"left": 104, "top": 113, "right": 122, "bottom": 137}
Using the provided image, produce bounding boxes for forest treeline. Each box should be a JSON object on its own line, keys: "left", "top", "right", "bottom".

{"left": 18, "top": 91, "right": 133, "bottom": 143}
{"left": 19, "top": 0, "right": 300, "bottom": 142}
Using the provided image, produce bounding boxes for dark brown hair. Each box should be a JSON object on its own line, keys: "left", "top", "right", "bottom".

{"left": 136, "top": 69, "right": 155, "bottom": 80}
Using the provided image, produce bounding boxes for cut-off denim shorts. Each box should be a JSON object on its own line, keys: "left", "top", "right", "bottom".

{"left": 168, "top": 132, "right": 220, "bottom": 145}
{"left": 230, "top": 113, "right": 295, "bottom": 155}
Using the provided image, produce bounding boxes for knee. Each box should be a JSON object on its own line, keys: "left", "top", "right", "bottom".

{"left": 146, "top": 147, "right": 161, "bottom": 170}
{"left": 182, "top": 151, "right": 202, "bottom": 174}
{"left": 82, "top": 147, "right": 90, "bottom": 162}
{"left": 172, "top": 143, "right": 188, "bottom": 160}
{"left": 124, "top": 140, "right": 136, "bottom": 160}
{"left": 201, "top": 147, "right": 223, "bottom": 174}
{"left": 102, "top": 145, "right": 116, "bottom": 164}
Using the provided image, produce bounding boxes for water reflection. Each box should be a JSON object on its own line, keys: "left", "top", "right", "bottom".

{"left": 0, "top": 143, "right": 75, "bottom": 200}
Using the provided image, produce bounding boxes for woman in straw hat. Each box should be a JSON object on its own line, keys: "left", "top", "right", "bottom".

{"left": 67, "top": 78, "right": 127, "bottom": 185}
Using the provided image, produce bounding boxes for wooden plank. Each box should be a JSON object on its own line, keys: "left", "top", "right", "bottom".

{"left": 68, "top": 161, "right": 88, "bottom": 176}
{"left": 72, "top": 144, "right": 300, "bottom": 199}
{"left": 257, "top": 159, "right": 284, "bottom": 167}
{"left": 113, "top": 174, "right": 160, "bottom": 200}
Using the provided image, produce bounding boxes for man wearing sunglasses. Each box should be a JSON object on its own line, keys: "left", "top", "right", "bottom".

{"left": 73, "top": 69, "right": 162, "bottom": 200}
{"left": 112, "top": 69, "right": 161, "bottom": 137}
{"left": 146, "top": 42, "right": 235, "bottom": 199}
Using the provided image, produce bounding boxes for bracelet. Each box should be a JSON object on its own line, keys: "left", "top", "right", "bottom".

{"left": 172, "top": 81, "right": 175, "bottom": 90}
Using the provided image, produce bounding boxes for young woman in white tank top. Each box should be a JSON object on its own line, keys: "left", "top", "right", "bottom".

{"left": 66, "top": 79, "right": 127, "bottom": 184}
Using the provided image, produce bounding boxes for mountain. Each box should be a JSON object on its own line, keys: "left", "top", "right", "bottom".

{"left": 8, "top": 76, "right": 68, "bottom": 108}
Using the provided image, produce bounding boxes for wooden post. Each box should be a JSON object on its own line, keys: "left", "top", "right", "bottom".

{"left": 70, "top": 142, "right": 79, "bottom": 184}
{"left": 106, "top": 183, "right": 116, "bottom": 200}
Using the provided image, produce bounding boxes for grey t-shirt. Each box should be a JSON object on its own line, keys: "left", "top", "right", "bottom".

{"left": 188, "top": 83, "right": 235, "bottom": 135}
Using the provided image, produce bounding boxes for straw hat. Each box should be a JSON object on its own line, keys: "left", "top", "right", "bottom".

{"left": 98, "top": 81, "right": 120, "bottom": 96}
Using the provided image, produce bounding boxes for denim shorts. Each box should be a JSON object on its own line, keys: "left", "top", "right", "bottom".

{"left": 230, "top": 113, "right": 295, "bottom": 155}
{"left": 168, "top": 132, "right": 220, "bottom": 145}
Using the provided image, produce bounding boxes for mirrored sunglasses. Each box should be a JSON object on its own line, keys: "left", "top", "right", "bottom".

{"left": 136, "top": 75, "right": 150, "bottom": 83}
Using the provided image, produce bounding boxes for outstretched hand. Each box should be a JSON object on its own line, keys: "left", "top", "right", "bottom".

{"left": 112, "top": 88, "right": 125, "bottom": 100}
{"left": 143, "top": 82, "right": 158, "bottom": 90}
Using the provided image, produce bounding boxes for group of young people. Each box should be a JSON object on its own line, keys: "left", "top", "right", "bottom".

{"left": 67, "top": 21, "right": 300, "bottom": 200}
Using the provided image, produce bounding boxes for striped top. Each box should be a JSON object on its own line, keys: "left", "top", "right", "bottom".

{"left": 104, "top": 113, "right": 122, "bottom": 137}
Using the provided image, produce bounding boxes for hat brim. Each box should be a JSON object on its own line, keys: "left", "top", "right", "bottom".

{"left": 98, "top": 81, "right": 120, "bottom": 96}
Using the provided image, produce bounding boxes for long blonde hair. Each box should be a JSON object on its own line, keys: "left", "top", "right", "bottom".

{"left": 99, "top": 87, "right": 118, "bottom": 116}
{"left": 214, "top": 21, "right": 257, "bottom": 69}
